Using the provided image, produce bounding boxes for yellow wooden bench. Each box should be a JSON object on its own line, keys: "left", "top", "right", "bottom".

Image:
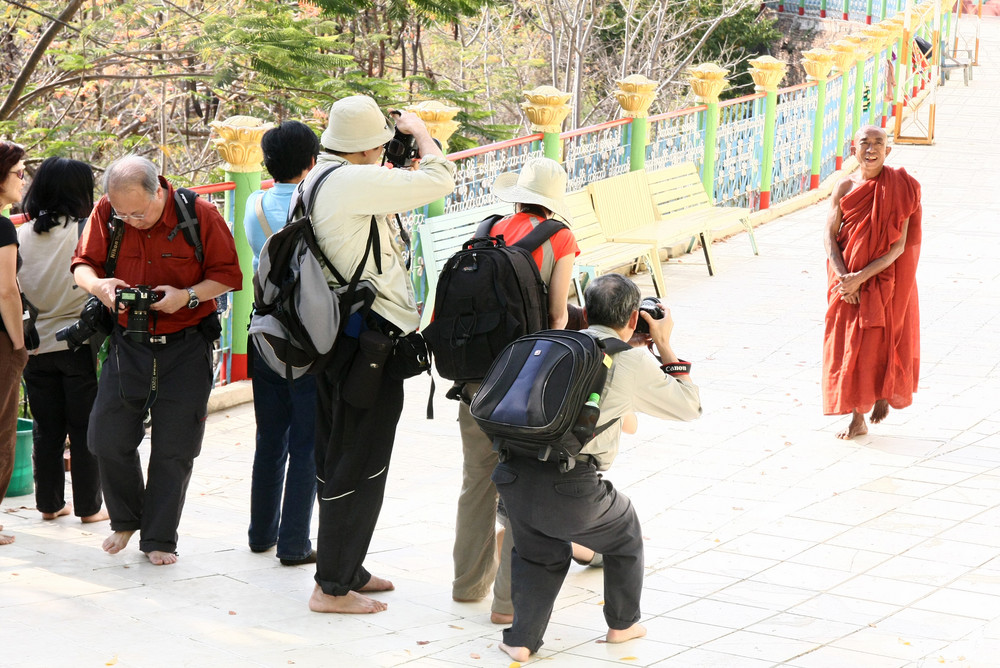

{"left": 647, "top": 163, "right": 757, "bottom": 258}
{"left": 589, "top": 165, "right": 758, "bottom": 277}
{"left": 566, "top": 188, "right": 665, "bottom": 302}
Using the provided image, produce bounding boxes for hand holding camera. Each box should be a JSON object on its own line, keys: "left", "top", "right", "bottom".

{"left": 383, "top": 110, "right": 444, "bottom": 169}
{"left": 633, "top": 297, "right": 680, "bottom": 365}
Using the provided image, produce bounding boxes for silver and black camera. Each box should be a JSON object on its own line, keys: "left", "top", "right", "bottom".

{"left": 634, "top": 297, "right": 665, "bottom": 334}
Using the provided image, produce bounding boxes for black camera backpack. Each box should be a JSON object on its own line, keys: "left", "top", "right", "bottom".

{"left": 469, "top": 329, "right": 631, "bottom": 471}
{"left": 422, "top": 214, "right": 567, "bottom": 382}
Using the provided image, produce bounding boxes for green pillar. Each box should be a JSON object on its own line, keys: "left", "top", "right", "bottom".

{"left": 542, "top": 132, "right": 561, "bottom": 161}
{"left": 209, "top": 116, "right": 271, "bottom": 383}
{"left": 614, "top": 74, "right": 658, "bottom": 172}
{"left": 852, "top": 58, "right": 866, "bottom": 138}
{"left": 688, "top": 64, "right": 729, "bottom": 202}
{"left": 748, "top": 56, "right": 787, "bottom": 210}
{"left": 802, "top": 49, "right": 834, "bottom": 190}
{"left": 628, "top": 118, "right": 648, "bottom": 172}
{"left": 831, "top": 42, "right": 857, "bottom": 171}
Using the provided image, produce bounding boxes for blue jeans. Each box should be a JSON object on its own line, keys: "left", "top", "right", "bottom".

{"left": 248, "top": 355, "right": 317, "bottom": 560}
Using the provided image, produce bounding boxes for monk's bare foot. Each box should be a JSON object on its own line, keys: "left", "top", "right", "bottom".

{"left": 500, "top": 643, "right": 531, "bottom": 662}
{"left": 836, "top": 411, "right": 868, "bottom": 439}
{"left": 81, "top": 509, "right": 110, "bottom": 523}
{"left": 359, "top": 574, "right": 394, "bottom": 592}
{"left": 42, "top": 505, "right": 72, "bottom": 520}
{"left": 491, "top": 612, "right": 514, "bottom": 624}
{"left": 0, "top": 533, "right": 13, "bottom": 545}
{"left": 607, "top": 622, "right": 647, "bottom": 643}
{"left": 309, "top": 585, "right": 387, "bottom": 613}
{"left": 146, "top": 551, "right": 178, "bottom": 566}
{"left": 870, "top": 399, "right": 889, "bottom": 424}
{"left": 102, "top": 530, "right": 135, "bottom": 554}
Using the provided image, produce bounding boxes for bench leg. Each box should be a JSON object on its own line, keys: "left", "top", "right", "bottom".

{"left": 645, "top": 250, "right": 667, "bottom": 298}
{"left": 742, "top": 216, "right": 760, "bottom": 256}
{"left": 699, "top": 232, "right": 716, "bottom": 277}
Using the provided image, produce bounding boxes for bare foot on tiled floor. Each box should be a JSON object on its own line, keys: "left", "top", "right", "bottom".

{"left": 359, "top": 574, "right": 394, "bottom": 592}
{"left": 146, "top": 550, "right": 178, "bottom": 566}
{"left": 0, "top": 527, "right": 13, "bottom": 545}
{"left": 41, "top": 505, "right": 72, "bottom": 520}
{"left": 309, "top": 585, "right": 387, "bottom": 614}
{"left": 102, "top": 530, "right": 135, "bottom": 554}
{"left": 500, "top": 643, "right": 530, "bottom": 663}
{"left": 607, "top": 622, "right": 647, "bottom": 644}
{"left": 836, "top": 410, "right": 868, "bottom": 439}
{"left": 870, "top": 398, "right": 890, "bottom": 424}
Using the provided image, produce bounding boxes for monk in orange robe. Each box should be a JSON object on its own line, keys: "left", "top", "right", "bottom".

{"left": 823, "top": 126, "right": 922, "bottom": 439}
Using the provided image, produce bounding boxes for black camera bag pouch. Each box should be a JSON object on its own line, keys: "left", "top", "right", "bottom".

{"left": 198, "top": 313, "right": 223, "bottom": 343}
{"left": 387, "top": 331, "right": 431, "bottom": 381}
{"left": 343, "top": 329, "right": 394, "bottom": 408}
{"left": 19, "top": 290, "right": 39, "bottom": 351}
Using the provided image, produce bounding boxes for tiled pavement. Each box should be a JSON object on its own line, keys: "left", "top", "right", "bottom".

{"left": 2, "top": 19, "right": 999, "bottom": 668}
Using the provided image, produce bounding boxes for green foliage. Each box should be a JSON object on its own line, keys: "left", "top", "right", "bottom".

{"left": 687, "top": 1, "right": 782, "bottom": 99}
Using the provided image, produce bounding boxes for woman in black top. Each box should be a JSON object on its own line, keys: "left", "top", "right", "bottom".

{"left": 0, "top": 141, "right": 28, "bottom": 546}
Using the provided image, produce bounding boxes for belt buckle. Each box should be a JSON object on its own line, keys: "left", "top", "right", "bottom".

{"left": 149, "top": 335, "right": 167, "bottom": 344}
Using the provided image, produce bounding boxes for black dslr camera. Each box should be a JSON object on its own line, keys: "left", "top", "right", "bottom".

{"left": 383, "top": 111, "right": 441, "bottom": 169}
{"left": 117, "top": 286, "right": 162, "bottom": 340}
{"left": 634, "top": 297, "right": 665, "bottom": 334}
{"left": 56, "top": 295, "right": 115, "bottom": 351}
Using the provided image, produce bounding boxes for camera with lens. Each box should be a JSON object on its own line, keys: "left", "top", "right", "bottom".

{"left": 117, "top": 286, "right": 162, "bottom": 340}
{"left": 56, "top": 295, "right": 114, "bottom": 351}
{"left": 383, "top": 111, "right": 442, "bottom": 169}
{"left": 634, "top": 297, "right": 665, "bottom": 334}
{"left": 383, "top": 127, "right": 418, "bottom": 169}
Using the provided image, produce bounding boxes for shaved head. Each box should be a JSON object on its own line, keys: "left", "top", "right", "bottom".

{"left": 854, "top": 125, "right": 887, "bottom": 142}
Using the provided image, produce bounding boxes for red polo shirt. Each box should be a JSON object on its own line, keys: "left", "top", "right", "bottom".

{"left": 72, "top": 176, "right": 243, "bottom": 334}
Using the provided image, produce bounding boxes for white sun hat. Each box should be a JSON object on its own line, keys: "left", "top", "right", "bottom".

{"left": 321, "top": 95, "right": 396, "bottom": 153}
{"left": 491, "top": 157, "right": 573, "bottom": 225}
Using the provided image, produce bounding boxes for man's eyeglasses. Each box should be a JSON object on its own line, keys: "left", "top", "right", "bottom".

{"left": 111, "top": 200, "right": 153, "bottom": 221}
{"left": 9, "top": 170, "right": 23, "bottom": 180}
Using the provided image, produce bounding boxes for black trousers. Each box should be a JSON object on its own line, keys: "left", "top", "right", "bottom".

{"left": 314, "top": 366, "right": 404, "bottom": 596}
{"left": 22, "top": 347, "right": 101, "bottom": 516}
{"left": 88, "top": 329, "right": 213, "bottom": 554}
{"left": 492, "top": 457, "right": 645, "bottom": 653}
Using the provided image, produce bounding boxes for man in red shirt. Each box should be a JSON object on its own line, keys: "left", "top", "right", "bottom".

{"left": 72, "top": 155, "right": 242, "bottom": 565}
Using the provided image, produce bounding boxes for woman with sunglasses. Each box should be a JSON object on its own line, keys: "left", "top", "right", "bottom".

{"left": 0, "top": 141, "right": 29, "bottom": 545}
{"left": 18, "top": 157, "right": 108, "bottom": 526}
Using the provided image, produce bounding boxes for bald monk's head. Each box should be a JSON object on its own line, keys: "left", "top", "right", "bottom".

{"left": 854, "top": 125, "right": 891, "bottom": 175}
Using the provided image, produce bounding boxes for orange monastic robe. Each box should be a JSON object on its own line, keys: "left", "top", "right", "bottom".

{"left": 823, "top": 166, "right": 922, "bottom": 416}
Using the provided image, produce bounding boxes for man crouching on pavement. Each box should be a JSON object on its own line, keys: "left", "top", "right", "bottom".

{"left": 493, "top": 273, "right": 702, "bottom": 661}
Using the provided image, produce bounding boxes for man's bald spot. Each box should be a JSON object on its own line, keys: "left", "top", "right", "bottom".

{"left": 855, "top": 125, "right": 888, "bottom": 142}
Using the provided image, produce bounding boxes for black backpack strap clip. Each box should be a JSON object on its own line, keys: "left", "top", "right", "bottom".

{"left": 167, "top": 188, "right": 203, "bottom": 263}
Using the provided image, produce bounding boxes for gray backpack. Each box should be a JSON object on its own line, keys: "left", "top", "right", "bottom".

{"left": 248, "top": 163, "right": 379, "bottom": 381}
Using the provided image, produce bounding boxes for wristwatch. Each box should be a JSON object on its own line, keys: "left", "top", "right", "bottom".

{"left": 185, "top": 287, "right": 200, "bottom": 309}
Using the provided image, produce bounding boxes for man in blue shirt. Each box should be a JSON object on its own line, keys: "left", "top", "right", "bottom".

{"left": 244, "top": 120, "right": 321, "bottom": 566}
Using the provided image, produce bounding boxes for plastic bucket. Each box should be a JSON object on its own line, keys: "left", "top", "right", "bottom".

{"left": 8, "top": 418, "right": 34, "bottom": 497}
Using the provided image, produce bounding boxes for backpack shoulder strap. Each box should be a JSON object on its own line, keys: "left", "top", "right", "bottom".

{"left": 291, "top": 162, "right": 342, "bottom": 222}
{"left": 600, "top": 338, "right": 632, "bottom": 356}
{"left": 253, "top": 193, "right": 273, "bottom": 238}
{"left": 168, "top": 187, "right": 203, "bottom": 263}
{"left": 511, "top": 218, "right": 567, "bottom": 253}
{"left": 474, "top": 214, "right": 505, "bottom": 239}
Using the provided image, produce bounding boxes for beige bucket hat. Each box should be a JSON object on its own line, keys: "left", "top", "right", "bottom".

{"left": 491, "top": 157, "right": 573, "bottom": 225}
{"left": 321, "top": 95, "right": 396, "bottom": 153}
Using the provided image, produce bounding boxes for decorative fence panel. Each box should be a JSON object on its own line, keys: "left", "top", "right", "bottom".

{"left": 645, "top": 108, "right": 706, "bottom": 173}
{"left": 194, "top": 186, "right": 236, "bottom": 387}
{"left": 561, "top": 119, "right": 632, "bottom": 193}
{"left": 715, "top": 95, "right": 765, "bottom": 209}
{"left": 443, "top": 136, "right": 544, "bottom": 213}
{"left": 771, "top": 84, "right": 817, "bottom": 206}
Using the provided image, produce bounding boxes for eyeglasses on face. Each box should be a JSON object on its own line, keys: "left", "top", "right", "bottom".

{"left": 9, "top": 170, "right": 24, "bottom": 180}
{"left": 111, "top": 200, "right": 154, "bottom": 221}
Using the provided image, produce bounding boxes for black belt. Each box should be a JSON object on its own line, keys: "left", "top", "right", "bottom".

{"left": 120, "top": 324, "right": 199, "bottom": 347}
